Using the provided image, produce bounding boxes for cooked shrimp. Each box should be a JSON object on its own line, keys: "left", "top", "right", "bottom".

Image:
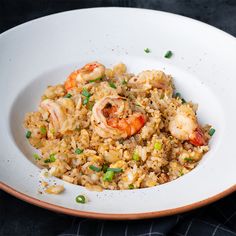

{"left": 91, "top": 96, "right": 147, "bottom": 139}
{"left": 168, "top": 104, "right": 206, "bottom": 146}
{"left": 57, "top": 97, "right": 75, "bottom": 114}
{"left": 40, "top": 99, "right": 66, "bottom": 132}
{"left": 128, "top": 70, "right": 173, "bottom": 93}
{"left": 64, "top": 62, "right": 105, "bottom": 91}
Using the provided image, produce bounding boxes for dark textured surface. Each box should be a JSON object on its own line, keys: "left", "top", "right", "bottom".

{"left": 0, "top": 1, "right": 236, "bottom": 236}
{"left": 1, "top": 190, "right": 236, "bottom": 236}
{"left": 0, "top": 0, "right": 236, "bottom": 36}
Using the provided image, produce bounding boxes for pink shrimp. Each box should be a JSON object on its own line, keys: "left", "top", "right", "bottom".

{"left": 91, "top": 96, "right": 147, "bottom": 139}
{"left": 64, "top": 61, "right": 105, "bottom": 91}
{"left": 169, "top": 104, "right": 206, "bottom": 146}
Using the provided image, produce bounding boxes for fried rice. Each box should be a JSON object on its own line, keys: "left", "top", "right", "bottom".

{"left": 24, "top": 62, "right": 213, "bottom": 191}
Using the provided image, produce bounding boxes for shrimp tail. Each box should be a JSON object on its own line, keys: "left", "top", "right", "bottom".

{"left": 64, "top": 70, "right": 79, "bottom": 91}
{"left": 189, "top": 127, "right": 206, "bottom": 146}
{"left": 64, "top": 62, "right": 105, "bottom": 91}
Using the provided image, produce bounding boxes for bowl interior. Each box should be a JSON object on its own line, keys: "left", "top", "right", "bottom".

{"left": 10, "top": 57, "right": 223, "bottom": 168}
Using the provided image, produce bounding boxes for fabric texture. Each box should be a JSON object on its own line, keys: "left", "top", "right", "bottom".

{"left": 0, "top": 190, "right": 236, "bottom": 235}
{"left": 0, "top": 0, "right": 236, "bottom": 235}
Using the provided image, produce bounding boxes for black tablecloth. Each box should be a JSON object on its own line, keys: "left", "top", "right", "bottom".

{"left": 0, "top": 1, "right": 236, "bottom": 235}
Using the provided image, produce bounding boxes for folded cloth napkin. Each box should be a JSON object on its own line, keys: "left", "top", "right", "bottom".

{"left": 0, "top": 190, "right": 236, "bottom": 236}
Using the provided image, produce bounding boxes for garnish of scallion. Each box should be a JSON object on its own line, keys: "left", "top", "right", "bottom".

{"left": 184, "top": 157, "right": 193, "bottom": 162}
{"left": 76, "top": 195, "right": 86, "bottom": 204}
{"left": 154, "top": 142, "right": 162, "bottom": 151}
{"left": 175, "top": 92, "right": 186, "bottom": 103}
{"left": 132, "top": 152, "right": 140, "bottom": 161}
{"left": 89, "top": 165, "right": 102, "bottom": 172}
{"left": 208, "top": 128, "right": 215, "bottom": 136}
{"left": 26, "top": 130, "right": 31, "bottom": 139}
{"left": 144, "top": 48, "right": 151, "bottom": 53}
{"left": 75, "top": 148, "right": 84, "bottom": 154}
{"left": 83, "top": 97, "right": 90, "bottom": 105}
{"left": 44, "top": 154, "right": 56, "bottom": 163}
{"left": 81, "top": 88, "right": 91, "bottom": 98}
{"left": 107, "top": 167, "right": 123, "bottom": 173}
{"left": 128, "top": 184, "right": 134, "bottom": 189}
{"left": 89, "top": 77, "right": 102, "bottom": 83}
{"left": 33, "top": 154, "right": 40, "bottom": 160}
{"left": 64, "top": 93, "right": 72, "bottom": 98}
{"left": 40, "top": 126, "right": 47, "bottom": 135}
{"left": 108, "top": 82, "right": 117, "bottom": 89}
{"left": 164, "top": 50, "right": 173, "bottom": 58}
{"left": 103, "top": 170, "right": 115, "bottom": 182}
{"left": 82, "top": 88, "right": 92, "bottom": 105}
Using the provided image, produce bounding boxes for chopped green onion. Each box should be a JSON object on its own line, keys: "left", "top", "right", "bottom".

{"left": 87, "top": 101, "right": 95, "bottom": 111}
{"left": 107, "top": 167, "right": 123, "bottom": 173}
{"left": 40, "top": 126, "right": 47, "bottom": 135}
{"left": 64, "top": 93, "right": 72, "bottom": 98}
{"left": 136, "top": 103, "right": 141, "bottom": 107}
{"left": 179, "top": 170, "right": 184, "bottom": 176}
{"left": 128, "top": 184, "right": 134, "bottom": 189}
{"left": 175, "top": 92, "right": 186, "bottom": 103}
{"left": 82, "top": 88, "right": 91, "bottom": 97}
{"left": 154, "top": 142, "right": 162, "bottom": 151}
{"left": 76, "top": 195, "right": 86, "bottom": 204}
{"left": 208, "top": 128, "right": 215, "bottom": 136}
{"left": 175, "top": 92, "right": 181, "bottom": 98}
{"left": 82, "top": 88, "right": 91, "bottom": 105}
{"left": 122, "top": 80, "right": 127, "bottom": 85}
{"left": 133, "top": 152, "right": 140, "bottom": 161}
{"left": 49, "top": 154, "right": 56, "bottom": 162}
{"left": 103, "top": 170, "right": 115, "bottom": 182}
{"left": 144, "top": 48, "right": 151, "bottom": 53}
{"left": 102, "top": 164, "right": 109, "bottom": 173}
{"left": 33, "top": 154, "right": 40, "bottom": 160}
{"left": 184, "top": 157, "right": 193, "bottom": 162}
{"left": 75, "top": 148, "right": 84, "bottom": 154}
{"left": 83, "top": 97, "right": 90, "bottom": 105}
{"left": 164, "top": 50, "right": 173, "bottom": 58}
{"left": 89, "top": 77, "right": 102, "bottom": 83}
{"left": 44, "top": 154, "right": 56, "bottom": 163}
{"left": 26, "top": 131, "right": 31, "bottom": 139}
{"left": 89, "top": 165, "right": 102, "bottom": 172}
{"left": 108, "top": 82, "right": 117, "bottom": 89}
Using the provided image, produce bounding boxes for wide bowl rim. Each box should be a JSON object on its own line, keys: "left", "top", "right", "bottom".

{"left": 1, "top": 182, "right": 235, "bottom": 219}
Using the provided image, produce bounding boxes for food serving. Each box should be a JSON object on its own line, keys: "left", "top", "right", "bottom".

{"left": 24, "top": 61, "right": 215, "bottom": 191}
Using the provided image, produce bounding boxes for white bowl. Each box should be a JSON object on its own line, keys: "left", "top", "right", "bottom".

{"left": 0, "top": 7, "right": 235, "bottom": 219}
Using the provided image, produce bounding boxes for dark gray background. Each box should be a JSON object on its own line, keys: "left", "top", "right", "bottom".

{"left": 1, "top": 0, "right": 236, "bottom": 36}
{"left": 0, "top": 1, "right": 236, "bottom": 236}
